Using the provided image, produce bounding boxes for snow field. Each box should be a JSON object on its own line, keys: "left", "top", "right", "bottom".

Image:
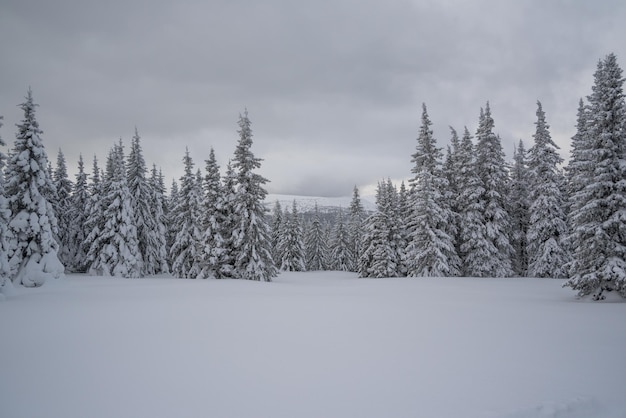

{"left": 1, "top": 272, "right": 625, "bottom": 418}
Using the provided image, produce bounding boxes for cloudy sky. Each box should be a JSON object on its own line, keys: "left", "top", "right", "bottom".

{"left": 1, "top": 0, "right": 625, "bottom": 197}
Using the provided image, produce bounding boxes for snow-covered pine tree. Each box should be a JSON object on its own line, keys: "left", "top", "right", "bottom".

{"left": 565, "top": 53, "right": 626, "bottom": 299}
{"left": 126, "top": 127, "right": 157, "bottom": 275}
{"left": 358, "top": 181, "right": 401, "bottom": 278}
{"left": 169, "top": 149, "right": 203, "bottom": 278}
{"left": 277, "top": 200, "right": 306, "bottom": 271}
{"left": 0, "top": 115, "right": 12, "bottom": 297}
{"left": 472, "top": 103, "right": 514, "bottom": 277}
{"left": 5, "top": 89, "right": 64, "bottom": 286}
{"left": 51, "top": 149, "right": 73, "bottom": 268}
{"left": 270, "top": 200, "right": 283, "bottom": 266}
{"left": 197, "top": 148, "right": 226, "bottom": 279}
{"left": 218, "top": 160, "right": 238, "bottom": 278}
{"left": 82, "top": 156, "right": 105, "bottom": 271}
{"left": 148, "top": 164, "right": 170, "bottom": 274}
{"left": 230, "top": 111, "right": 277, "bottom": 281}
{"left": 347, "top": 185, "right": 366, "bottom": 272}
{"left": 526, "top": 102, "right": 569, "bottom": 278}
{"left": 166, "top": 178, "right": 179, "bottom": 265}
{"left": 508, "top": 140, "right": 530, "bottom": 276}
{"left": 330, "top": 208, "right": 354, "bottom": 272}
{"left": 405, "top": 104, "right": 460, "bottom": 277}
{"left": 86, "top": 142, "right": 142, "bottom": 277}
{"left": 305, "top": 202, "right": 328, "bottom": 271}
{"left": 443, "top": 127, "right": 462, "bottom": 258}
{"left": 68, "top": 155, "right": 90, "bottom": 272}
{"left": 457, "top": 127, "right": 493, "bottom": 277}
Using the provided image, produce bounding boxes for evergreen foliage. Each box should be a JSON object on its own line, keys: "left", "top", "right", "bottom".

{"left": 230, "top": 111, "right": 277, "bottom": 281}
{"left": 52, "top": 149, "right": 73, "bottom": 268}
{"left": 330, "top": 208, "right": 354, "bottom": 272}
{"left": 5, "top": 89, "right": 64, "bottom": 287}
{"left": 277, "top": 200, "right": 306, "bottom": 271}
{"left": 565, "top": 53, "right": 626, "bottom": 299}
{"left": 305, "top": 202, "right": 328, "bottom": 271}
{"left": 526, "top": 102, "right": 569, "bottom": 278}
{"left": 68, "top": 155, "right": 90, "bottom": 272}
{"left": 508, "top": 140, "right": 530, "bottom": 276}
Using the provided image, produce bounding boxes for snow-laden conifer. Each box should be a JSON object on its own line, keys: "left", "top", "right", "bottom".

{"left": 330, "top": 208, "right": 354, "bottom": 272}
{"left": 0, "top": 115, "right": 12, "bottom": 296}
{"left": 457, "top": 127, "right": 493, "bottom": 276}
{"left": 5, "top": 89, "right": 64, "bottom": 286}
{"left": 526, "top": 102, "right": 569, "bottom": 278}
{"left": 270, "top": 200, "right": 283, "bottom": 265}
{"left": 471, "top": 104, "right": 514, "bottom": 277}
{"left": 197, "top": 148, "right": 226, "bottom": 279}
{"left": 86, "top": 143, "right": 142, "bottom": 277}
{"left": 347, "top": 186, "right": 366, "bottom": 272}
{"left": 565, "top": 54, "right": 626, "bottom": 299}
{"left": 405, "top": 104, "right": 460, "bottom": 277}
{"left": 68, "top": 155, "right": 90, "bottom": 272}
{"left": 230, "top": 111, "right": 277, "bottom": 281}
{"left": 218, "top": 161, "right": 238, "bottom": 278}
{"left": 52, "top": 149, "right": 73, "bottom": 268}
{"left": 277, "top": 200, "right": 306, "bottom": 271}
{"left": 169, "top": 149, "right": 203, "bottom": 278}
{"left": 305, "top": 202, "right": 328, "bottom": 271}
{"left": 147, "top": 164, "right": 170, "bottom": 274}
{"left": 509, "top": 140, "right": 530, "bottom": 276}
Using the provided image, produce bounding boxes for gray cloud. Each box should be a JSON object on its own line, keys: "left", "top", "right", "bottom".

{"left": 1, "top": 0, "right": 625, "bottom": 196}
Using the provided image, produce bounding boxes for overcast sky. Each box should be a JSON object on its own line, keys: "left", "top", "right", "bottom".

{"left": 1, "top": 0, "right": 625, "bottom": 197}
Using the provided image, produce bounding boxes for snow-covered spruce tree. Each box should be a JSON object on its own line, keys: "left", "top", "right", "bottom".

{"left": 270, "top": 200, "right": 283, "bottom": 265}
{"left": 169, "top": 149, "right": 203, "bottom": 278}
{"left": 565, "top": 54, "right": 626, "bottom": 299}
{"left": 5, "top": 89, "right": 64, "bottom": 286}
{"left": 218, "top": 160, "right": 238, "bottom": 278}
{"left": 508, "top": 140, "right": 530, "bottom": 276}
{"left": 471, "top": 104, "right": 514, "bottom": 277}
{"left": 166, "top": 178, "right": 179, "bottom": 265}
{"left": 147, "top": 164, "right": 169, "bottom": 274}
{"left": 330, "top": 208, "right": 354, "bottom": 271}
{"left": 197, "top": 148, "right": 226, "bottom": 279}
{"left": 347, "top": 185, "right": 366, "bottom": 272}
{"left": 457, "top": 127, "right": 494, "bottom": 277}
{"left": 396, "top": 180, "right": 410, "bottom": 276}
{"left": 305, "top": 202, "right": 328, "bottom": 271}
{"left": 405, "top": 104, "right": 460, "bottom": 277}
{"left": 358, "top": 180, "right": 402, "bottom": 278}
{"left": 126, "top": 128, "right": 154, "bottom": 275}
{"left": 443, "top": 127, "right": 463, "bottom": 258}
{"left": 86, "top": 142, "right": 142, "bottom": 277}
{"left": 68, "top": 155, "right": 90, "bottom": 272}
{"left": 230, "top": 111, "right": 277, "bottom": 281}
{"left": 277, "top": 200, "right": 306, "bottom": 271}
{"left": 52, "top": 149, "right": 73, "bottom": 268}
{"left": 526, "top": 102, "right": 569, "bottom": 278}
{"left": 82, "top": 156, "right": 105, "bottom": 271}
{"left": 0, "top": 115, "right": 12, "bottom": 297}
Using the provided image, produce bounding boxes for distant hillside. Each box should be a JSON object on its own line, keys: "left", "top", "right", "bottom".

{"left": 264, "top": 194, "right": 376, "bottom": 219}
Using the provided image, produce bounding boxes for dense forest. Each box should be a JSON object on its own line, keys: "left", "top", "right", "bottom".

{"left": 1, "top": 53, "right": 625, "bottom": 301}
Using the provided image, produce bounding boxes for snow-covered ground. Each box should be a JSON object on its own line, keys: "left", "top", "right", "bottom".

{"left": 1, "top": 272, "right": 625, "bottom": 418}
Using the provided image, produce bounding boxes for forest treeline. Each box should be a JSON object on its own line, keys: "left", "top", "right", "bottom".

{"left": 0, "top": 53, "right": 625, "bottom": 301}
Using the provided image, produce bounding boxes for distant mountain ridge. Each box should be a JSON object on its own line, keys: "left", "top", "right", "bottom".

{"left": 265, "top": 193, "right": 377, "bottom": 215}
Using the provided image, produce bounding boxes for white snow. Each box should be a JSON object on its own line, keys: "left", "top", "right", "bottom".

{"left": 1, "top": 272, "right": 625, "bottom": 418}
{"left": 266, "top": 193, "right": 377, "bottom": 213}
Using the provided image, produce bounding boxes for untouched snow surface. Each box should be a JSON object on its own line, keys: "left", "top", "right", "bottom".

{"left": 1, "top": 272, "right": 625, "bottom": 418}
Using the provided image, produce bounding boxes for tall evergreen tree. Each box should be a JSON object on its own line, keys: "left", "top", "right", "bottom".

{"left": 526, "top": 102, "right": 569, "bottom": 278}
{"left": 347, "top": 186, "right": 366, "bottom": 272}
{"left": 166, "top": 178, "right": 179, "bottom": 265}
{"left": 270, "top": 200, "right": 283, "bottom": 266}
{"left": 330, "top": 208, "right": 354, "bottom": 272}
{"left": 169, "top": 149, "right": 203, "bottom": 278}
{"left": 219, "top": 160, "right": 238, "bottom": 278}
{"left": 83, "top": 156, "right": 104, "bottom": 271}
{"left": 565, "top": 53, "right": 626, "bottom": 299}
{"left": 305, "top": 202, "right": 328, "bottom": 271}
{"left": 508, "top": 140, "right": 530, "bottom": 276}
{"left": 472, "top": 103, "right": 514, "bottom": 277}
{"left": 197, "top": 148, "right": 226, "bottom": 279}
{"left": 0, "top": 115, "right": 11, "bottom": 296}
{"left": 52, "top": 149, "right": 73, "bottom": 268}
{"left": 405, "top": 104, "right": 460, "bottom": 277}
{"left": 68, "top": 155, "right": 90, "bottom": 272}
{"left": 230, "top": 111, "right": 277, "bottom": 281}
{"left": 5, "top": 89, "right": 64, "bottom": 286}
{"left": 86, "top": 143, "right": 142, "bottom": 277}
{"left": 277, "top": 201, "right": 306, "bottom": 271}
{"left": 148, "top": 164, "right": 170, "bottom": 274}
